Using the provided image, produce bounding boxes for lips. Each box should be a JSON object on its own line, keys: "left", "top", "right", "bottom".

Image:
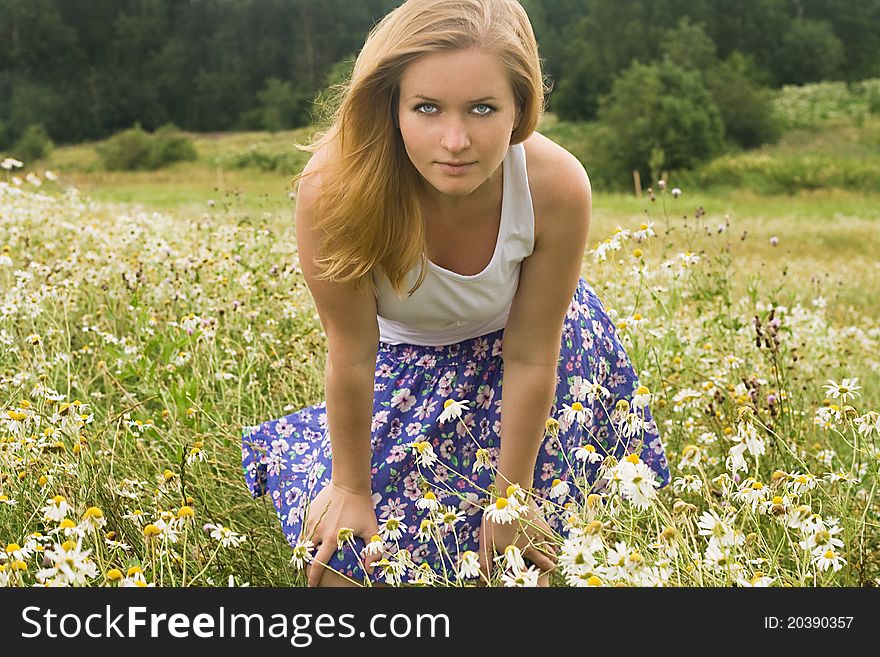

{"left": 437, "top": 161, "right": 475, "bottom": 175}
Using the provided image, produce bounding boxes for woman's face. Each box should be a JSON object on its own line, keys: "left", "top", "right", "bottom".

{"left": 397, "top": 48, "right": 520, "bottom": 203}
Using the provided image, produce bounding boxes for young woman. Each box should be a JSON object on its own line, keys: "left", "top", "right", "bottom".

{"left": 242, "top": 0, "right": 670, "bottom": 587}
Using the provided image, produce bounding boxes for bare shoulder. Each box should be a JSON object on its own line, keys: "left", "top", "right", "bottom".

{"left": 521, "top": 132, "right": 592, "bottom": 242}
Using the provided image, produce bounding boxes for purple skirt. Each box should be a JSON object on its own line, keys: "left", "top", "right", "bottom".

{"left": 242, "top": 277, "right": 670, "bottom": 583}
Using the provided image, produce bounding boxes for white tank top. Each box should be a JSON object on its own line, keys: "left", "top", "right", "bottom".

{"left": 375, "top": 142, "right": 535, "bottom": 346}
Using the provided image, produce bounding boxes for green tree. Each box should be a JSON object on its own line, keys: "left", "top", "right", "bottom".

{"left": 595, "top": 59, "right": 725, "bottom": 185}
{"left": 708, "top": 52, "right": 779, "bottom": 149}
{"left": 774, "top": 18, "right": 845, "bottom": 85}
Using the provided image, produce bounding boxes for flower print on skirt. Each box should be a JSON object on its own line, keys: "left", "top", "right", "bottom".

{"left": 241, "top": 276, "right": 670, "bottom": 585}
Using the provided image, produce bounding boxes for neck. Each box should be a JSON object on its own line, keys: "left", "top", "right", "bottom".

{"left": 419, "top": 161, "right": 504, "bottom": 222}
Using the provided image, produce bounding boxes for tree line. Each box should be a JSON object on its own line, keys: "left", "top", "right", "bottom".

{"left": 1, "top": 0, "right": 879, "bottom": 168}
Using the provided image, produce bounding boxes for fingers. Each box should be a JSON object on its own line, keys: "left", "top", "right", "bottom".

{"left": 307, "top": 541, "right": 335, "bottom": 588}
{"left": 523, "top": 544, "right": 556, "bottom": 574}
{"left": 478, "top": 526, "right": 493, "bottom": 586}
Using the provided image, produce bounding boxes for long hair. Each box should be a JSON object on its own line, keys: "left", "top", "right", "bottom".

{"left": 297, "top": 0, "right": 547, "bottom": 299}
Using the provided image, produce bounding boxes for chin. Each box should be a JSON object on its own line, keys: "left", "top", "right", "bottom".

{"left": 426, "top": 176, "right": 482, "bottom": 197}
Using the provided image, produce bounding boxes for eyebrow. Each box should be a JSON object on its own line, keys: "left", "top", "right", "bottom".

{"left": 407, "top": 95, "right": 500, "bottom": 103}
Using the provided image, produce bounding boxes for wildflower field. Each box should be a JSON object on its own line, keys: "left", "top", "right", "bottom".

{"left": 0, "top": 148, "right": 878, "bottom": 587}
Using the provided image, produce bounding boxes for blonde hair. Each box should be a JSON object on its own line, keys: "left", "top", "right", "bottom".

{"left": 297, "top": 0, "right": 547, "bottom": 298}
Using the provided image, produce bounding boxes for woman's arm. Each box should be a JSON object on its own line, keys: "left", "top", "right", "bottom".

{"left": 295, "top": 151, "right": 381, "bottom": 584}
{"left": 478, "top": 138, "right": 591, "bottom": 582}
{"left": 497, "top": 138, "right": 592, "bottom": 492}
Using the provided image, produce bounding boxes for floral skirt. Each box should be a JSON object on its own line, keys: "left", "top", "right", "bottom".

{"left": 241, "top": 276, "right": 670, "bottom": 584}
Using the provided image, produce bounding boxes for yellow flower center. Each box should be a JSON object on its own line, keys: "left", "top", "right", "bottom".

{"left": 83, "top": 506, "right": 104, "bottom": 519}
{"left": 423, "top": 491, "right": 436, "bottom": 501}
{"left": 61, "top": 540, "right": 76, "bottom": 551}
{"left": 495, "top": 497, "right": 508, "bottom": 509}
{"left": 6, "top": 543, "right": 21, "bottom": 553}
{"left": 59, "top": 519, "right": 76, "bottom": 529}
{"left": 178, "top": 506, "right": 194, "bottom": 519}
{"left": 106, "top": 568, "right": 123, "bottom": 581}
{"left": 587, "top": 576, "right": 602, "bottom": 586}
{"left": 626, "top": 453, "right": 640, "bottom": 465}
{"left": 635, "top": 386, "right": 649, "bottom": 395}
{"left": 443, "top": 399, "right": 456, "bottom": 408}
{"left": 552, "top": 479, "right": 562, "bottom": 488}
{"left": 771, "top": 496, "right": 784, "bottom": 505}
{"left": 143, "top": 524, "right": 161, "bottom": 537}
{"left": 571, "top": 402, "right": 585, "bottom": 412}
{"left": 752, "top": 481, "right": 764, "bottom": 490}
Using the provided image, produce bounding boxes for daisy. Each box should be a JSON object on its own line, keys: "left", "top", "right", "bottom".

{"left": 501, "top": 565, "right": 541, "bottom": 587}
{"left": 549, "top": 478, "right": 570, "bottom": 500}
{"left": 5, "top": 542, "right": 32, "bottom": 562}
{"left": 735, "top": 479, "right": 769, "bottom": 511}
{"left": 703, "top": 538, "right": 737, "bottom": 573}
{"left": 813, "top": 548, "right": 846, "bottom": 573}
{"left": 736, "top": 572, "right": 774, "bottom": 587}
{"left": 473, "top": 447, "right": 492, "bottom": 472}
{"left": 672, "top": 474, "right": 703, "bottom": 494}
{"left": 289, "top": 540, "right": 315, "bottom": 569}
{"left": 438, "top": 399, "right": 470, "bottom": 424}
{"left": 408, "top": 441, "right": 438, "bottom": 468}
{"left": 484, "top": 496, "right": 520, "bottom": 524}
{"left": 823, "top": 378, "right": 861, "bottom": 403}
{"left": 439, "top": 506, "right": 465, "bottom": 529}
{"left": 416, "top": 519, "right": 434, "bottom": 542}
{"left": 457, "top": 551, "right": 481, "bottom": 580}
{"left": 559, "top": 539, "right": 599, "bottom": 576}
{"left": 678, "top": 444, "right": 702, "bottom": 470}
{"left": 575, "top": 442, "right": 603, "bottom": 463}
{"left": 697, "top": 510, "right": 739, "bottom": 547}
{"left": 364, "top": 535, "right": 385, "bottom": 556}
{"left": 42, "top": 496, "right": 71, "bottom": 522}
{"left": 376, "top": 558, "right": 405, "bottom": 586}
{"left": 499, "top": 545, "right": 526, "bottom": 572}
{"left": 631, "top": 385, "right": 653, "bottom": 410}
{"left": 379, "top": 517, "right": 406, "bottom": 542}
{"left": 560, "top": 402, "right": 592, "bottom": 426}
{"left": 416, "top": 491, "right": 440, "bottom": 513}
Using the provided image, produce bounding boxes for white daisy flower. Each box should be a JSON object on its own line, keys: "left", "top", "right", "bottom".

{"left": 484, "top": 497, "right": 520, "bottom": 524}
{"left": 438, "top": 399, "right": 470, "bottom": 424}
{"left": 416, "top": 491, "right": 440, "bottom": 512}
{"left": 457, "top": 551, "right": 481, "bottom": 580}
{"left": 823, "top": 378, "right": 861, "bottom": 403}
{"left": 575, "top": 442, "right": 603, "bottom": 463}
{"left": 407, "top": 440, "right": 438, "bottom": 468}
{"left": 560, "top": 402, "right": 592, "bottom": 426}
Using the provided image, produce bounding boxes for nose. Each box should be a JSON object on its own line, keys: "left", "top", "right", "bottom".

{"left": 439, "top": 118, "right": 471, "bottom": 153}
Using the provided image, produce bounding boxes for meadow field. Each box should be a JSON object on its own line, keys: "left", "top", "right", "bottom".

{"left": 0, "top": 113, "right": 878, "bottom": 587}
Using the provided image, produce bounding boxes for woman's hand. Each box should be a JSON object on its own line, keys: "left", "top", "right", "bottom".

{"left": 303, "top": 481, "right": 380, "bottom": 587}
{"left": 478, "top": 495, "right": 558, "bottom": 586}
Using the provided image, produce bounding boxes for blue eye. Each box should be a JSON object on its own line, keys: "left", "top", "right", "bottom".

{"left": 415, "top": 103, "right": 438, "bottom": 114}
{"left": 472, "top": 104, "right": 495, "bottom": 116}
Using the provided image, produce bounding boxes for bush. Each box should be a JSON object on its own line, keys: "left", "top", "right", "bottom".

{"left": 11, "top": 124, "right": 54, "bottom": 163}
{"left": 97, "top": 123, "right": 197, "bottom": 171}
{"left": 216, "top": 145, "right": 308, "bottom": 173}
{"left": 149, "top": 124, "right": 198, "bottom": 167}
{"left": 594, "top": 59, "right": 725, "bottom": 187}
{"left": 708, "top": 54, "right": 780, "bottom": 149}
{"left": 243, "top": 78, "right": 312, "bottom": 133}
